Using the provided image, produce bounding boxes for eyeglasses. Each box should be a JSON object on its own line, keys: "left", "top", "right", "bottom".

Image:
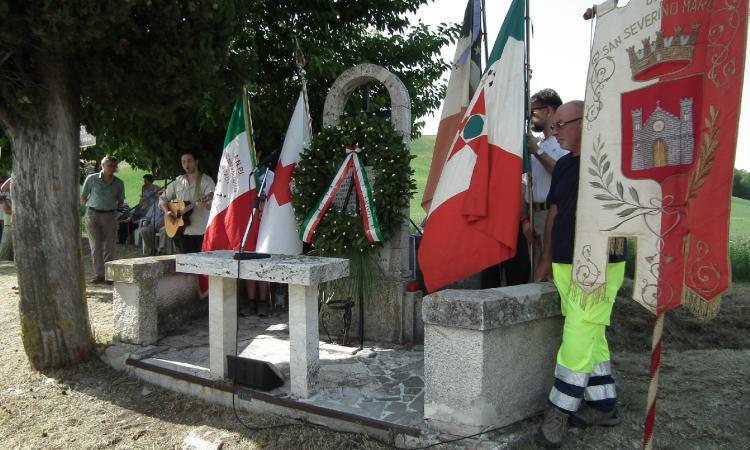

{"left": 550, "top": 117, "right": 582, "bottom": 131}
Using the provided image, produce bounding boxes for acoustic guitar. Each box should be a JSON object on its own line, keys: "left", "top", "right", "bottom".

{"left": 164, "top": 194, "right": 212, "bottom": 238}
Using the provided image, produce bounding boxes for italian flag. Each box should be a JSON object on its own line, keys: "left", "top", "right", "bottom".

{"left": 418, "top": 0, "right": 526, "bottom": 292}
{"left": 202, "top": 90, "right": 259, "bottom": 253}
{"left": 256, "top": 89, "right": 311, "bottom": 255}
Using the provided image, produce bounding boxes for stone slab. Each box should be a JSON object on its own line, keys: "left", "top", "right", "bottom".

{"left": 422, "top": 282, "right": 560, "bottom": 331}
{"left": 107, "top": 255, "right": 176, "bottom": 283}
{"left": 176, "top": 250, "right": 348, "bottom": 286}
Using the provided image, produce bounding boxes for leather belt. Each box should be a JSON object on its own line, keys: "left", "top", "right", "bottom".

{"left": 88, "top": 207, "right": 116, "bottom": 213}
{"left": 532, "top": 202, "right": 549, "bottom": 211}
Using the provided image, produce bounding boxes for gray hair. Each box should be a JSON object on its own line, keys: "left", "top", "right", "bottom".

{"left": 100, "top": 155, "right": 118, "bottom": 167}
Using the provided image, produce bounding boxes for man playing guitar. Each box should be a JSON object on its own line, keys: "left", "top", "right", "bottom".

{"left": 159, "top": 151, "right": 215, "bottom": 253}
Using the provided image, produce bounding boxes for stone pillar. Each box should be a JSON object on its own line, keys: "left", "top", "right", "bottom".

{"left": 288, "top": 284, "right": 320, "bottom": 398}
{"left": 422, "top": 283, "right": 563, "bottom": 434}
{"left": 208, "top": 276, "right": 237, "bottom": 380}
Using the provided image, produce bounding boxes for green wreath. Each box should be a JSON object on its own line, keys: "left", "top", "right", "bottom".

{"left": 292, "top": 113, "right": 415, "bottom": 256}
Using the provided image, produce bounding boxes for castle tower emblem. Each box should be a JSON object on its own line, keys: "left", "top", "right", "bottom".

{"left": 631, "top": 98, "right": 695, "bottom": 171}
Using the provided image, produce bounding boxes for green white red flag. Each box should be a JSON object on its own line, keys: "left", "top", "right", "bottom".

{"left": 202, "top": 90, "right": 259, "bottom": 253}
{"left": 421, "top": 0, "right": 483, "bottom": 213}
{"left": 418, "top": 0, "right": 526, "bottom": 292}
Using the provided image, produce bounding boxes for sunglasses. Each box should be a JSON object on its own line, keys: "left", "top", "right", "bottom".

{"left": 550, "top": 117, "right": 582, "bottom": 131}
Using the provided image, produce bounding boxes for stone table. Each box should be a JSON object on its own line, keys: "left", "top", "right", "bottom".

{"left": 176, "top": 250, "right": 348, "bottom": 398}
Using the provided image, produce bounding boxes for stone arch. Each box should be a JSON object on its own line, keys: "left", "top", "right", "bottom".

{"left": 322, "top": 64, "right": 411, "bottom": 145}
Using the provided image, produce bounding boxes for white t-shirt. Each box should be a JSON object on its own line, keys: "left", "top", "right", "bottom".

{"left": 525, "top": 136, "right": 569, "bottom": 203}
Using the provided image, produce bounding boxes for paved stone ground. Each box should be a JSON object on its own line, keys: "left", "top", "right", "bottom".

{"left": 134, "top": 312, "right": 426, "bottom": 429}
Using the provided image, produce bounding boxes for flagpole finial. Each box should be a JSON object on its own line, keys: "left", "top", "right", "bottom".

{"left": 294, "top": 37, "right": 306, "bottom": 70}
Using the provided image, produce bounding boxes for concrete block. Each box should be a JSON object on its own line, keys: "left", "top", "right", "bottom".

{"left": 423, "top": 282, "right": 563, "bottom": 433}
{"left": 108, "top": 256, "right": 201, "bottom": 345}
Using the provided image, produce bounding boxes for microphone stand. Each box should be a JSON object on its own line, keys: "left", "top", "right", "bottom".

{"left": 233, "top": 166, "right": 272, "bottom": 260}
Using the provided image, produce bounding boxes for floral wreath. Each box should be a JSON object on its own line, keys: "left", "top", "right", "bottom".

{"left": 292, "top": 113, "right": 415, "bottom": 256}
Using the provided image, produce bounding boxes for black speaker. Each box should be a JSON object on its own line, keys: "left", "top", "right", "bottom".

{"left": 226, "top": 355, "right": 284, "bottom": 391}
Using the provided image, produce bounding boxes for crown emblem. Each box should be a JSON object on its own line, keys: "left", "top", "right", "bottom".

{"left": 626, "top": 24, "right": 700, "bottom": 81}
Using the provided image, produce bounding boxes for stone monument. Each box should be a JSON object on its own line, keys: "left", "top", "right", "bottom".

{"left": 321, "top": 63, "right": 414, "bottom": 344}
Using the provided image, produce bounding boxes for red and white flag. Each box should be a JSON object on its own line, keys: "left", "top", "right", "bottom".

{"left": 202, "top": 90, "right": 259, "bottom": 253}
{"left": 256, "top": 89, "right": 311, "bottom": 255}
{"left": 418, "top": 0, "right": 526, "bottom": 292}
{"left": 421, "top": 0, "right": 483, "bottom": 213}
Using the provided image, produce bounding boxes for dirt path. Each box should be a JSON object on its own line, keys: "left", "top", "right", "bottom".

{"left": 0, "top": 246, "right": 748, "bottom": 449}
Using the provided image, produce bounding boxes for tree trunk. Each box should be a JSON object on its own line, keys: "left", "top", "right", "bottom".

{"left": 6, "top": 53, "right": 93, "bottom": 369}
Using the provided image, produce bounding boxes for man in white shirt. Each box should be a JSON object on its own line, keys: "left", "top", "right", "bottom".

{"left": 525, "top": 89, "right": 568, "bottom": 271}
{"left": 159, "top": 152, "right": 216, "bottom": 253}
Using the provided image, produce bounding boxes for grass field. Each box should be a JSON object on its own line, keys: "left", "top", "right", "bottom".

{"left": 110, "top": 163, "right": 166, "bottom": 208}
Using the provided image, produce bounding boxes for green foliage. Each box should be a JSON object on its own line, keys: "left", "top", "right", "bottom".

{"left": 293, "top": 114, "right": 415, "bottom": 256}
{"left": 0, "top": 130, "right": 9, "bottom": 176}
{"left": 732, "top": 168, "right": 750, "bottom": 200}
{"left": 81, "top": 1, "right": 454, "bottom": 176}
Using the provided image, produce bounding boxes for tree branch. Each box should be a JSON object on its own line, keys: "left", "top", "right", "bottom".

{"left": 0, "top": 51, "right": 11, "bottom": 68}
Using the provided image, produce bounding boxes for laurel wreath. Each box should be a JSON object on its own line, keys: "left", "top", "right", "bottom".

{"left": 292, "top": 114, "right": 415, "bottom": 255}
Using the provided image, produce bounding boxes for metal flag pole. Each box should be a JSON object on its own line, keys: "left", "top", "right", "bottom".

{"left": 525, "top": 0, "right": 535, "bottom": 278}
{"left": 480, "top": 0, "right": 489, "bottom": 66}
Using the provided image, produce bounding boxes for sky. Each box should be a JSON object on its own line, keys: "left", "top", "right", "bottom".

{"left": 410, "top": 0, "right": 750, "bottom": 169}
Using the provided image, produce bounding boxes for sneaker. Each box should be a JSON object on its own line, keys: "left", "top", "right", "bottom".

{"left": 569, "top": 404, "right": 622, "bottom": 428}
{"left": 535, "top": 406, "right": 569, "bottom": 449}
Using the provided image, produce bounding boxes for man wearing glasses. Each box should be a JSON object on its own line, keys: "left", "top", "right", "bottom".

{"left": 81, "top": 155, "right": 125, "bottom": 284}
{"left": 535, "top": 101, "right": 627, "bottom": 448}
{"left": 526, "top": 89, "right": 568, "bottom": 273}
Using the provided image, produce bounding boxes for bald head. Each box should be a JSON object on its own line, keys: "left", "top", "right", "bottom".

{"left": 551, "top": 101, "right": 584, "bottom": 155}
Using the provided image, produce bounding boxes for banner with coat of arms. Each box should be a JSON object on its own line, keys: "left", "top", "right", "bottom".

{"left": 574, "top": 0, "right": 748, "bottom": 316}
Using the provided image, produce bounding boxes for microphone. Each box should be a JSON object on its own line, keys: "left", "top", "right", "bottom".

{"left": 256, "top": 148, "right": 281, "bottom": 170}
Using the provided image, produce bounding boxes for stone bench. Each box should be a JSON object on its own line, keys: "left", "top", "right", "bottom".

{"left": 422, "top": 282, "right": 562, "bottom": 434}
{"left": 106, "top": 255, "right": 203, "bottom": 345}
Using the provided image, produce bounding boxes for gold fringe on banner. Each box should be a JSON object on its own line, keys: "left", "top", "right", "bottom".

{"left": 682, "top": 287, "right": 722, "bottom": 321}
{"left": 566, "top": 281, "right": 608, "bottom": 311}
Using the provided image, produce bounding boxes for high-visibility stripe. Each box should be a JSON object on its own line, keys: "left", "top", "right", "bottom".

{"left": 549, "top": 387, "right": 582, "bottom": 413}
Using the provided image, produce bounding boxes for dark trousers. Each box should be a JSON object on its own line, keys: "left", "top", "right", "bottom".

{"left": 174, "top": 234, "right": 204, "bottom": 254}
{"left": 481, "top": 229, "right": 530, "bottom": 288}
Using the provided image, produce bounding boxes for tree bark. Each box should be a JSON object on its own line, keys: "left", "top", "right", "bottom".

{"left": 5, "top": 52, "right": 93, "bottom": 369}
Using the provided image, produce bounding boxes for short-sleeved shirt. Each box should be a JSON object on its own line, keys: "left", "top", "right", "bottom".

{"left": 159, "top": 173, "right": 215, "bottom": 235}
{"left": 523, "top": 136, "right": 569, "bottom": 203}
{"left": 81, "top": 172, "right": 125, "bottom": 211}
{"left": 547, "top": 154, "right": 626, "bottom": 264}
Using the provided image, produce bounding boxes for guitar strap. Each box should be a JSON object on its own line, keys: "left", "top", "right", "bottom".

{"left": 192, "top": 172, "right": 203, "bottom": 203}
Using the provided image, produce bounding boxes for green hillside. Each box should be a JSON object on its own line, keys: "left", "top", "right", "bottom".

{"left": 730, "top": 196, "right": 750, "bottom": 239}
{"left": 410, "top": 135, "right": 436, "bottom": 224}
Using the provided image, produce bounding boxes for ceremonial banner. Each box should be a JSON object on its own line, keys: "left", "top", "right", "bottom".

{"left": 421, "top": 0, "right": 483, "bottom": 213}
{"left": 256, "top": 89, "right": 311, "bottom": 255}
{"left": 203, "top": 90, "right": 259, "bottom": 253}
{"left": 418, "top": 0, "right": 526, "bottom": 292}
{"left": 574, "top": 0, "right": 748, "bottom": 315}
